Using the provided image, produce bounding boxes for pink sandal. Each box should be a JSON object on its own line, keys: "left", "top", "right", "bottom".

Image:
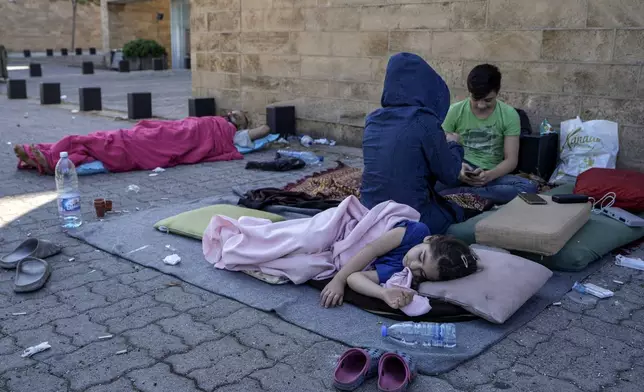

{"left": 377, "top": 351, "right": 415, "bottom": 392}
{"left": 333, "top": 348, "right": 385, "bottom": 391}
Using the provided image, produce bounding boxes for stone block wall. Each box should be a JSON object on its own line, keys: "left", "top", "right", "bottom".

{"left": 0, "top": 0, "right": 102, "bottom": 51}
{"left": 108, "top": 0, "right": 172, "bottom": 60}
{"left": 194, "top": 1, "right": 641, "bottom": 170}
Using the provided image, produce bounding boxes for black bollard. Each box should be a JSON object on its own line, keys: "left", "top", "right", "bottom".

{"left": 153, "top": 58, "right": 164, "bottom": 71}
{"left": 75, "top": 48, "right": 83, "bottom": 55}
{"left": 29, "top": 63, "right": 42, "bottom": 78}
{"left": 89, "top": 47, "right": 97, "bottom": 55}
{"left": 127, "top": 92, "right": 152, "bottom": 120}
{"left": 23, "top": 50, "right": 31, "bottom": 58}
{"left": 61, "top": 48, "right": 68, "bottom": 56}
{"left": 266, "top": 105, "right": 296, "bottom": 137}
{"left": 46, "top": 49, "right": 54, "bottom": 57}
{"left": 188, "top": 98, "right": 216, "bottom": 117}
{"left": 82, "top": 61, "right": 94, "bottom": 75}
{"left": 40, "top": 83, "right": 61, "bottom": 105}
{"left": 7, "top": 80, "right": 28, "bottom": 99}
{"left": 79, "top": 87, "right": 102, "bottom": 111}
{"left": 184, "top": 57, "right": 191, "bottom": 69}
{"left": 118, "top": 60, "right": 130, "bottom": 73}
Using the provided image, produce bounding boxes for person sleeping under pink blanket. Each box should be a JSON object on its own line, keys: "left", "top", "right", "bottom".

{"left": 203, "top": 195, "right": 478, "bottom": 314}
{"left": 13, "top": 111, "right": 270, "bottom": 174}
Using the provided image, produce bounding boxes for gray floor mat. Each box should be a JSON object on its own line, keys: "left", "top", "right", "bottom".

{"left": 67, "top": 196, "right": 605, "bottom": 375}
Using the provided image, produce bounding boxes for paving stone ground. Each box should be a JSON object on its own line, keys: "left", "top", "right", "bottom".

{"left": 1, "top": 70, "right": 644, "bottom": 392}
{"left": 1, "top": 62, "right": 191, "bottom": 120}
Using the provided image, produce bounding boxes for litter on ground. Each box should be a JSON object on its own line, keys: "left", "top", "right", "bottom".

{"left": 21, "top": 342, "right": 51, "bottom": 358}
{"left": 163, "top": 254, "right": 181, "bottom": 265}
{"left": 615, "top": 255, "right": 644, "bottom": 271}
{"left": 126, "top": 245, "right": 150, "bottom": 255}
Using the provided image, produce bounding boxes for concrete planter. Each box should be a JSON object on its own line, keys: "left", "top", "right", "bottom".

{"left": 126, "top": 55, "right": 167, "bottom": 71}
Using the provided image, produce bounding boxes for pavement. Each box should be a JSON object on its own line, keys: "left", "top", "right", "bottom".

{"left": 2, "top": 61, "right": 191, "bottom": 120}
{"left": 1, "top": 68, "right": 644, "bottom": 392}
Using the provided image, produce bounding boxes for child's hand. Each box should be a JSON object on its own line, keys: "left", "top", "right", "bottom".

{"left": 382, "top": 287, "right": 414, "bottom": 309}
{"left": 320, "top": 277, "right": 345, "bottom": 308}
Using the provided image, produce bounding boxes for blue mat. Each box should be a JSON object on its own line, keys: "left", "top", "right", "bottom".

{"left": 76, "top": 134, "right": 281, "bottom": 176}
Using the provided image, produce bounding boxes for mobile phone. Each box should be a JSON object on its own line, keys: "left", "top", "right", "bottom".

{"left": 552, "top": 194, "right": 589, "bottom": 204}
{"left": 464, "top": 171, "right": 476, "bottom": 177}
{"left": 518, "top": 192, "right": 548, "bottom": 205}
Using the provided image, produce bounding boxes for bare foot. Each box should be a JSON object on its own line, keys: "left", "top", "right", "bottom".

{"left": 13, "top": 144, "right": 39, "bottom": 169}
{"left": 30, "top": 145, "right": 52, "bottom": 174}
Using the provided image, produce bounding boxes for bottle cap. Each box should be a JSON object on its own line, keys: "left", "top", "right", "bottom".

{"left": 60, "top": 152, "right": 68, "bottom": 158}
{"left": 381, "top": 325, "right": 388, "bottom": 337}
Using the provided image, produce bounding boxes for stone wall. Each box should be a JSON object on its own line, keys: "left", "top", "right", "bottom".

{"left": 0, "top": 0, "right": 102, "bottom": 51}
{"left": 109, "top": 0, "right": 172, "bottom": 60}
{"left": 191, "top": 0, "right": 644, "bottom": 170}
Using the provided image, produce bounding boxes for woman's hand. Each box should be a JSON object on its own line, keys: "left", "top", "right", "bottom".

{"left": 381, "top": 287, "right": 415, "bottom": 309}
{"left": 320, "top": 277, "right": 345, "bottom": 308}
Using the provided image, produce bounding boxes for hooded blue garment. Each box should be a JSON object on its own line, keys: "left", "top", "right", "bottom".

{"left": 360, "top": 53, "right": 465, "bottom": 234}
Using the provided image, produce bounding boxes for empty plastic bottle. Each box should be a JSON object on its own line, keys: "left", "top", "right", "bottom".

{"left": 381, "top": 322, "right": 456, "bottom": 348}
{"left": 276, "top": 150, "right": 322, "bottom": 165}
{"left": 55, "top": 152, "right": 83, "bottom": 229}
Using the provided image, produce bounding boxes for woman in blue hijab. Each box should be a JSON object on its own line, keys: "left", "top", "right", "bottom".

{"left": 360, "top": 53, "right": 466, "bottom": 234}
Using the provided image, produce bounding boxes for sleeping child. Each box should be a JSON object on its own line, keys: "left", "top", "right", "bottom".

{"left": 320, "top": 220, "right": 478, "bottom": 309}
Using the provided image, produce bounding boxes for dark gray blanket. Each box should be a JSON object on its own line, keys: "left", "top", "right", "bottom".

{"left": 68, "top": 196, "right": 604, "bottom": 375}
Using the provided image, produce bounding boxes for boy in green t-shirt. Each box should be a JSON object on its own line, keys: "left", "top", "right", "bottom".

{"left": 439, "top": 64, "right": 537, "bottom": 204}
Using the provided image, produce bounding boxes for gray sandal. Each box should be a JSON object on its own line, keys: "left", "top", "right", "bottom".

{"left": 0, "top": 239, "right": 61, "bottom": 269}
{"left": 14, "top": 257, "right": 51, "bottom": 293}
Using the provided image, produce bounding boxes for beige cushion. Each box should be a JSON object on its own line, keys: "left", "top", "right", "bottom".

{"left": 418, "top": 247, "right": 553, "bottom": 324}
{"left": 474, "top": 195, "right": 590, "bottom": 256}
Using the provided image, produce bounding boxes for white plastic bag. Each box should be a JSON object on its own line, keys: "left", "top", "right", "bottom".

{"left": 549, "top": 117, "right": 619, "bottom": 185}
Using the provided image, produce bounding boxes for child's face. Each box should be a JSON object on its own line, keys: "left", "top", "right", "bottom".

{"left": 402, "top": 237, "right": 440, "bottom": 282}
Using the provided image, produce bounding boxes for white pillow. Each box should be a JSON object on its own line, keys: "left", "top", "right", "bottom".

{"left": 418, "top": 248, "right": 553, "bottom": 324}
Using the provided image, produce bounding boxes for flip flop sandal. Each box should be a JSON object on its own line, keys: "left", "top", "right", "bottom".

{"left": 333, "top": 348, "right": 385, "bottom": 391}
{"left": 13, "top": 257, "right": 51, "bottom": 293}
{"left": 377, "top": 351, "right": 416, "bottom": 392}
{"left": 0, "top": 238, "right": 62, "bottom": 269}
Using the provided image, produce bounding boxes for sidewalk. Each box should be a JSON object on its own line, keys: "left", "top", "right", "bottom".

{"left": 1, "top": 97, "right": 643, "bottom": 391}
{"left": 0, "top": 63, "right": 191, "bottom": 120}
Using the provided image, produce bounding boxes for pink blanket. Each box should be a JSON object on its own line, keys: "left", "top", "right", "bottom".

{"left": 202, "top": 196, "right": 420, "bottom": 284}
{"left": 18, "top": 116, "right": 242, "bottom": 173}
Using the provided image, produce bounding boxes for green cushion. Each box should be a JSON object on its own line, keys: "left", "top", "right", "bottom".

{"left": 447, "top": 184, "right": 644, "bottom": 271}
{"left": 154, "top": 204, "right": 285, "bottom": 240}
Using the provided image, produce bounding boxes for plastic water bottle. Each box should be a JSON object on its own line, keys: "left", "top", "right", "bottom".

{"left": 300, "top": 135, "right": 314, "bottom": 147}
{"left": 55, "top": 152, "right": 83, "bottom": 229}
{"left": 276, "top": 150, "right": 323, "bottom": 165}
{"left": 381, "top": 322, "right": 456, "bottom": 348}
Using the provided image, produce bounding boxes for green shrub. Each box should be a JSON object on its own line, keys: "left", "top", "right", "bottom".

{"left": 122, "top": 39, "right": 166, "bottom": 58}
